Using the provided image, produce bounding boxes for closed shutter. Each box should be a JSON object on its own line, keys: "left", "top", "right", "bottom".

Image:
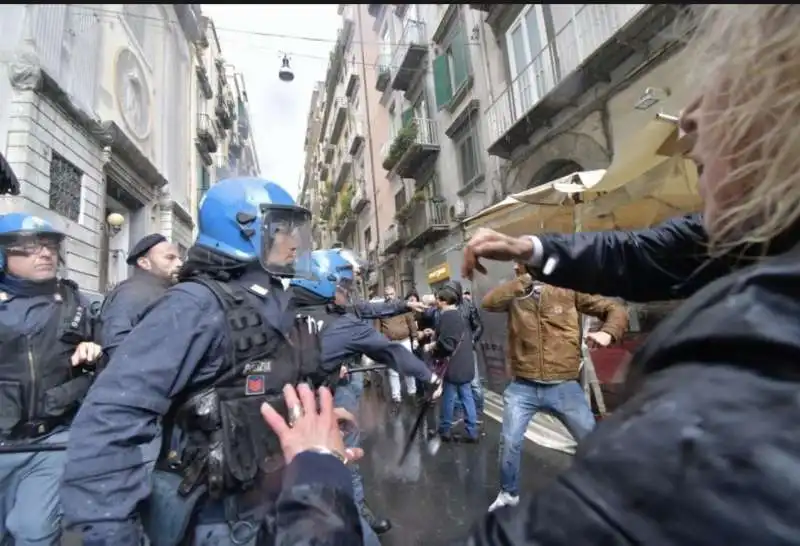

{"left": 450, "top": 26, "right": 470, "bottom": 91}
{"left": 433, "top": 54, "right": 452, "bottom": 109}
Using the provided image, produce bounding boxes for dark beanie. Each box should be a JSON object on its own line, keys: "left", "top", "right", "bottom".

{"left": 126, "top": 233, "right": 167, "bottom": 265}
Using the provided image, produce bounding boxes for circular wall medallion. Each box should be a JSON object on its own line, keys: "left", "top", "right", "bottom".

{"left": 115, "top": 48, "right": 151, "bottom": 140}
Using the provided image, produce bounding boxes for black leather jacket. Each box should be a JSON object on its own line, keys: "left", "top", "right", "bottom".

{"left": 464, "top": 237, "right": 800, "bottom": 544}
{"left": 458, "top": 299, "right": 483, "bottom": 343}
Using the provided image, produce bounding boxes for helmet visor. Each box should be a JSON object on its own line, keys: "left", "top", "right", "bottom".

{"left": 259, "top": 205, "right": 313, "bottom": 278}
{"left": 0, "top": 232, "right": 63, "bottom": 257}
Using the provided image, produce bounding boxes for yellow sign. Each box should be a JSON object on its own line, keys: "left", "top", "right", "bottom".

{"left": 427, "top": 263, "right": 450, "bottom": 284}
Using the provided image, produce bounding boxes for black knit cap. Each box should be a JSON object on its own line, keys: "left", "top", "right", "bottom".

{"left": 126, "top": 233, "right": 167, "bottom": 265}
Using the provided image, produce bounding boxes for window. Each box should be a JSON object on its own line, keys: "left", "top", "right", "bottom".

{"left": 49, "top": 152, "right": 82, "bottom": 222}
{"left": 380, "top": 22, "right": 391, "bottom": 58}
{"left": 454, "top": 119, "right": 483, "bottom": 187}
{"left": 364, "top": 227, "right": 372, "bottom": 250}
{"left": 197, "top": 161, "right": 211, "bottom": 206}
{"left": 394, "top": 188, "right": 406, "bottom": 212}
{"left": 433, "top": 21, "right": 471, "bottom": 110}
{"left": 505, "top": 5, "right": 554, "bottom": 114}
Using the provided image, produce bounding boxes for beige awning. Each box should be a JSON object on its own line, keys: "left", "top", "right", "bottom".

{"left": 463, "top": 170, "right": 605, "bottom": 232}
{"left": 464, "top": 113, "right": 700, "bottom": 235}
{"left": 572, "top": 114, "right": 691, "bottom": 196}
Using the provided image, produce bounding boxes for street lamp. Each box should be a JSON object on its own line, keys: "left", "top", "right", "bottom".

{"left": 106, "top": 212, "right": 125, "bottom": 237}
{"left": 278, "top": 54, "right": 294, "bottom": 83}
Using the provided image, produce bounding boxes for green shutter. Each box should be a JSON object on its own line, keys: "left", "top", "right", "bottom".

{"left": 433, "top": 54, "right": 452, "bottom": 109}
{"left": 401, "top": 108, "right": 414, "bottom": 128}
{"left": 450, "top": 26, "right": 469, "bottom": 90}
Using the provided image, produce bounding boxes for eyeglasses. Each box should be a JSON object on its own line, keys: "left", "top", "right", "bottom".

{"left": 4, "top": 237, "right": 60, "bottom": 255}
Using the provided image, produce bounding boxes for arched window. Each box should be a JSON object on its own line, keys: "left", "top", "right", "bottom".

{"left": 528, "top": 159, "right": 583, "bottom": 189}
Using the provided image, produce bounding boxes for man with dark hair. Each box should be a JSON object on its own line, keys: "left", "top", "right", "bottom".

{"left": 425, "top": 285, "right": 478, "bottom": 442}
{"left": 482, "top": 262, "right": 628, "bottom": 512}
{"left": 443, "top": 280, "right": 485, "bottom": 421}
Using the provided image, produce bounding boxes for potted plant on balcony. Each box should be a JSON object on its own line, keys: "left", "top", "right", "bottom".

{"left": 394, "top": 201, "right": 412, "bottom": 222}
{"left": 382, "top": 122, "right": 418, "bottom": 172}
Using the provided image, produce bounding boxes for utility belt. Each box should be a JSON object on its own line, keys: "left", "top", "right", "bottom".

{"left": 0, "top": 373, "right": 92, "bottom": 440}
{"left": 3, "top": 413, "right": 73, "bottom": 441}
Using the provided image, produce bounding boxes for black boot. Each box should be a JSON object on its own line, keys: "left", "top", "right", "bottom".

{"left": 361, "top": 503, "right": 392, "bottom": 534}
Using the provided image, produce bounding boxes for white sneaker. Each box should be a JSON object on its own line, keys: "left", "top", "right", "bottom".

{"left": 488, "top": 491, "right": 520, "bottom": 512}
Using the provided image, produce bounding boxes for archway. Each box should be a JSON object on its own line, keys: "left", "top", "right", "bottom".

{"left": 528, "top": 159, "right": 585, "bottom": 189}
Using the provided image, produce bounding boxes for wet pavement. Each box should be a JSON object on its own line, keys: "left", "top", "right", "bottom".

{"left": 60, "top": 383, "right": 571, "bottom": 546}
{"left": 354, "top": 385, "right": 572, "bottom": 546}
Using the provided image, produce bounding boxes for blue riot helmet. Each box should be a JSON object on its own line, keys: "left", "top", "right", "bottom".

{"left": 0, "top": 213, "right": 65, "bottom": 276}
{"left": 290, "top": 248, "right": 361, "bottom": 302}
{"left": 195, "top": 177, "right": 313, "bottom": 277}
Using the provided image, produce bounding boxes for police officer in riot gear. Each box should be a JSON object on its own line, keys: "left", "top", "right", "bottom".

{"left": 291, "top": 248, "right": 442, "bottom": 543}
{"left": 0, "top": 212, "right": 99, "bottom": 546}
{"left": 61, "top": 178, "right": 362, "bottom": 546}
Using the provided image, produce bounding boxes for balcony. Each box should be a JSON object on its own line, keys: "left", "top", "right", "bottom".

{"left": 375, "top": 52, "right": 392, "bottom": 93}
{"left": 195, "top": 113, "right": 218, "bottom": 154}
{"left": 333, "top": 154, "right": 353, "bottom": 192}
{"left": 350, "top": 179, "right": 369, "bottom": 213}
{"left": 348, "top": 122, "right": 365, "bottom": 156}
{"left": 381, "top": 224, "right": 405, "bottom": 256}
{"left": 195, "top": 64, "right": 213, "bottom": 99}
{"left": 403, "top": 198, "right": 449, "bottom": 249}
{"left": 215, "top": 95, "right": 233, "bottom": 130}
{"left": 229, "top": 133, "right": 243, "bottom": 158}
{"left": 319, "top": 161, "right": 330, "bottom": 182}
{"left": 391, "top": 19, "right": 427, "bottom": 92}
{"left": 337, "top": 212, "right": 357, "bottom": 241}
{"left": 345, "top": 70, "right": 360, "bottom": 99}
{"left": 330, "top": 97, "right": 348, "bottom": 144}
{"left": 381, "top": 117, "right": 440, "bottom": 179}
{"left": 486, "top": 4, "right": 666, "bottom": 159}
{"left": 322, "top": 143, "right": 335, "bottom": 164}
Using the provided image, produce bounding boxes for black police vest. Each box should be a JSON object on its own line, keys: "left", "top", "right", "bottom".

{"left": 295, "top": 303, "right": 360, "bottom": 370}
{"left": 167, "top": 278, "right": 338, "bottom": 500}
{"left": 0, "top": 280, "right": 94, "bottom": 440}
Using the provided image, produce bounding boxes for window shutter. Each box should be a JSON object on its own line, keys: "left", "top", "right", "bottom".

{"left": 433, "top": 54, "right": 452, "bottom": 109}
{"left": 450, "top": 26, "right": 470, "bottom": 90}
{"left": 401, "top": 108, "right": 414, "bottom": 128}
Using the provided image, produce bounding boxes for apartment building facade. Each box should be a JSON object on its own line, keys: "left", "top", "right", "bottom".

{"left": 299, "top": 4, "right": 387, "bottom": 292}
{"left": 303, "top": 4, "right": 692, "bottom": 300}
{"left": 368, "top": 4, "right": 501, "bottom": 296}
{"left": 469, "top": 4, "right": 691, "bottom": 291}
{"left": 192, "top": 17, "right": 260, "bottom": 233}
{"left": 0, "top": 4, "right": 207, "bottom": 294}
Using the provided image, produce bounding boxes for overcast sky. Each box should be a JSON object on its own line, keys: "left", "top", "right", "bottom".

{"left": 202, "top": 5, "right": 341, "bottom": 198}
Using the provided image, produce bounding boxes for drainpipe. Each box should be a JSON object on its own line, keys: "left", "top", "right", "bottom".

{"left": 357, "top": 5, "right": 383, "bottom": 293}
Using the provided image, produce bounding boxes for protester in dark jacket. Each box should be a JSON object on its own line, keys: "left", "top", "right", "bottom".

{"left": 462, "top": 212, "right": 800, "bottom": 304}
{"left": 426, "top": 286, "right": 477, "bottom": 442}
{"left": 456, "top": 5, "right": 800, "bottom": 543}
{"left": 98, "top": 234, "right": 183, "bottom": 359}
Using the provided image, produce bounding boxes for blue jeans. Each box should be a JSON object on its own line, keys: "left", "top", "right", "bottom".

{"left": 0, "top": 429, "right": 69, "bottom": 546}
{"left": 438, "top": 382, "right": 478, "bottom": 439}
{"left": 455, "top": 351, "right": 484, "bottom": 416}
{"left": 499, "top": 379, "right": 596, "bottom": 496}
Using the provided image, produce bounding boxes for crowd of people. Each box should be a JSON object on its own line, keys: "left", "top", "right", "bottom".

{"left": 2, "top": 4, "right": 800, "bottom": 544}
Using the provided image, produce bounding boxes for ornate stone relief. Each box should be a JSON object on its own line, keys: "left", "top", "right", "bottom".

{"left": 114, "top": 48, "right": 151, "bottom": 141}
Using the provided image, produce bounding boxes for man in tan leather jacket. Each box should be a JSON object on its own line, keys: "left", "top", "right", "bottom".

{"left": 375, "top": 286, "right": 419, "bottom": 405}
{"left": 482, "top": 262, "right": 628, "bottom": 512}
